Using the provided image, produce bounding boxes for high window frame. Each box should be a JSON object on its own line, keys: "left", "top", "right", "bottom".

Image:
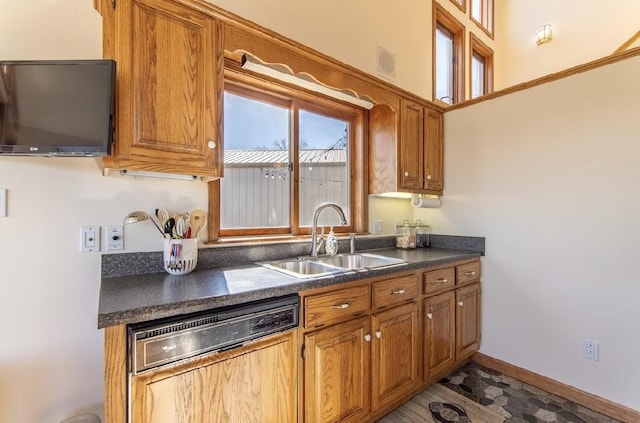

{"left": 469, "top": 32, "right": 494, "bottom": 99}
{"left": 208, "top": 62, "right": 367, "bottom": 241}
{"left": 470, "top": 0, "right": 494, "bottom": 38}
{"left": 433, "top": 2, "right": 466, "bottom": 105}
{"left": 449, "top": 0, "right": 466, "bottom": 13}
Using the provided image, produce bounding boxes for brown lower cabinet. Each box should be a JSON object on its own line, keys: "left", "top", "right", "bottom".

{"left": 423, "top": 283, "right": 481, "bottom": 382}
{"left": 304, "top": 317, "right": 371, "bottom": 423}
{"left": 303, "top": 302, "right": 419, "bottom": 423}
{"left": 129, "top": 330, "right": 297, "bottom": 423}
{"left": 302, "top": 259, "right": 480, "bottom": 423}
{"left": 371, "top": 302, "right": 419, "bottom": 411}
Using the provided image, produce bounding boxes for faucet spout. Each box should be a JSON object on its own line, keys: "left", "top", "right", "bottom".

{"left": 310, "top": 203, "right": 347, "bottom": 258}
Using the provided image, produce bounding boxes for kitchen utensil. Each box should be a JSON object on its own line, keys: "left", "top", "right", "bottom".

{"left": 124, "top": 211, "right": 167, "bottom": 238}
{"left": 189, "top": 209, "right": 207, "bottom": 239}
{"left": 155, "top": 208, "right": 170, "bottom": 227}
{"left": 164, "top": 217, "right": 176, "bottom": 239}
{"left": 176, "top": 214, "right": 190, "bottom": 238}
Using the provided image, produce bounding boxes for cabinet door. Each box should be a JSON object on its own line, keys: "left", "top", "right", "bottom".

{"left": 371, "top": 303, "right": 419, "bottom": 412}
{"left": 106, "top": 0, "right": 223, "bottom": 177}
{"left": 399, "top": 99, "right": 424, "bottom": 191}
{"left": 424, "top": 291, "right": 456, "bottom": 382}
{"left": 304, "top": 318, "right": 371, "bottom": 423}
{"left": 456, "top": 283, "right": 481, "bottom": 360}
{"left": 131, "top": 331, "right": 297, "bottom": 423}
{"left": 424, "top": 109, "right": 443, "bottom": 193}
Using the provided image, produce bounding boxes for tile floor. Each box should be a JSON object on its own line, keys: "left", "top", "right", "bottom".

{"left": 439, "top": 362, "right": 622, "bottom": 423}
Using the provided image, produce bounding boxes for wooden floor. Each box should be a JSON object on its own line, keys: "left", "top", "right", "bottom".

{"left": 376, "top": 390, "right": 433, "bottom": 422}
{"left": 377, "top": 383, "right": 504, "bottom": 423}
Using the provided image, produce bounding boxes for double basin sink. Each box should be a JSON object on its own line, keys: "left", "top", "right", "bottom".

{"left": 260, "top": 252, "right": 407, "bottom": 279}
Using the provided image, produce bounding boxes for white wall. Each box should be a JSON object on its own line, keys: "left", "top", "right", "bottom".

{"left": 495, "top": 0, "right": 640, "bottom": 89}
{"left": 415, "top": 56, "right": 640, "bottom": 410}
{"left": 0, "top": 2, "right": 208, "bottom": 422}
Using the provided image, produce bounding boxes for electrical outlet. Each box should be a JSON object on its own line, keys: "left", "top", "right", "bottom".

{"left": 373, "top": 220, "right": 383, "bottom": 234}
{"left": 583, "top": 339, "right": 599, "bottom": 361}
{"left": 106, "top": 225, "right": 124, "bottom": 251}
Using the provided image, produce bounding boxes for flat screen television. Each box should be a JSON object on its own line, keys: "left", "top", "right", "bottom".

{"left": 0, "top": 59, "right": 115, "bottom": 156}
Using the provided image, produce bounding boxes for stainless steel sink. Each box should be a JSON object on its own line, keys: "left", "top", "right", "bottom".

{"left": 260, "top": 253, "right": 406, "bottom": 278}
{"left": 314, "top": 253, "right": 406, "bottom": 270}
{"left": 260, "top": 258, "right": 345, "bottom": 279}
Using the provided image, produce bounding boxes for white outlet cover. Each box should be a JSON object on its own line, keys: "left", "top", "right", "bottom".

{"left": 373, "top": 220, "right": 384, "bottom": 234}
{"left": 81, "top": 226, "right": 101, "bottom": 253}
{"left": 106, "top": 225, "right": 124, "bottom": 251}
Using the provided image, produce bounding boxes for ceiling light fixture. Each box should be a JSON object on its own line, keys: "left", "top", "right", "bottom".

{"left": 536, "top": 24, "right": 553, "bottom": 46}
{"left": 241, "top": 54, "right": 375, "bottom": 109}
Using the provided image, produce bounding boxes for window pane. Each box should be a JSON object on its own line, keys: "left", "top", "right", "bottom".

{"left": 471, "top": 0, "right": 481, "bottom": 22}
{"left": 221, "top": 91, "right": 290, "bottom": 229}
{"left": 471, "top": 52, "right": 485, "bottom": 99}
{"left": 298, "top": 110, "right": 349, "bottom": 227}
{"left": 435, "top": 25, "right": 454, "bottom": 104}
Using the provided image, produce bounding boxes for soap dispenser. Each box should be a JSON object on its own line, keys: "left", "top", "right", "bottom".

{"left": 325, "top": 226, "right": 338, "bottom": 256}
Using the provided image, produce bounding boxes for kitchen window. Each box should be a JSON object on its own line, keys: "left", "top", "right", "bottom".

{"left": 214, "top": 78, "right": 363, "bottom": 239}
{"left": 470, "top": 0, "right": 494, "bottom": 38}
{"left": 433, "top": 2, "right": 465, "bottom": 105}
{"left": 470, "top": 33, "right": 494, "bottom": 99}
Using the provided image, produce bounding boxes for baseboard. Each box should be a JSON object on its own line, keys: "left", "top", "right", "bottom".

{"left": 472, "top": 353, "right": 640, "bottom": 423}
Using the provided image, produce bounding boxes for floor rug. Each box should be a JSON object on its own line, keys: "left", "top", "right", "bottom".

{"left": 378, "top": 383, "right": 506, "bottom": 423}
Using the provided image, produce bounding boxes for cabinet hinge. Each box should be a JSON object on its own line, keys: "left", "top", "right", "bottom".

{"left": 301, "top": 345, "right": 306, "bottom": 360}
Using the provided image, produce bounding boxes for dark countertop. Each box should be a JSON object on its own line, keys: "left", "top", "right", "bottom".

{"left": 98, "top": 247, "right": 481, "bottom": 328}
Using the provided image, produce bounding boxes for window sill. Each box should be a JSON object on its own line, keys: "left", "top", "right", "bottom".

{"left": 204, "top": 232, "right": 373, "bottom": 247}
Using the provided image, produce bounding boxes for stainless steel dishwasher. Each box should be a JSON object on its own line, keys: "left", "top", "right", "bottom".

{"left": 128, "top": 294, "right": 300, "bottom": 374}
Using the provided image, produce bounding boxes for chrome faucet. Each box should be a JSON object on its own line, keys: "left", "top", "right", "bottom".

{"left": 311, "top": 203, "right": 347, "bottom": 258}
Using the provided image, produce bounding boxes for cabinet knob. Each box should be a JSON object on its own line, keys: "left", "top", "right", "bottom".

{"left": 207, "top": 140, "right": 217, "bottom": 149}
{"left": 330, "top": 303, "right": 351, "bottom": 310}
{"left": 436, "top": 278, "right": 448, "bottom": 284}
{"left": 404, "top": 171, "right": 409, "bottom": 177}
{"left": 375, "top": 331, "right": 382, "bottom": 339}
{"left": 391, "top": 289, "right": 406, "bottom": 295}
{"left": 364, "top": 334, "right": 372, "bottom": 342}
{"left": 426, "top": 174, "right": 432, "bottom": 180}
{"left": 458, "top": 301, "right": 464, "bottom": 307}
{"left": 426, "top": 313, "right": 433, "bottom": 320}
{"left": 465, "top": 271, "right": 476, "bottom": 276}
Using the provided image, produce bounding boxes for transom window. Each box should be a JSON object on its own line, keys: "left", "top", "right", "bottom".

{"left": 470, "top": 0, "right": 494, "bottom": 38}
{"left": 449, "top": 0, "right": 466, "bottom": 13}
{"left": 218, "top": 80, "right": 359, "bottom": 238}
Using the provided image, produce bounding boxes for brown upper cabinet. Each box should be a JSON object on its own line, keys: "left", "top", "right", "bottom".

{"left": 369, "top": 99, "right": 443, "bottom": 196}
{"left": 97, "top": 0, "right": 224, "bottom": 179}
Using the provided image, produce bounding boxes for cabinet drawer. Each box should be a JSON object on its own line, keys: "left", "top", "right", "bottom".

{"left": 456, "top": 261, "right": 481, "bottom": 286}
{"left": 305, "top": 286, "right": 370, "bottom": 328}
{"left": 372, "top": 275, "right": 419, "bottom": 309}
{"left": 423, "top": 267, "right": 455, "bottom": 295}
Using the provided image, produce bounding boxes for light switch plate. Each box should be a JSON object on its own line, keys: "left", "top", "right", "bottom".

{"left": 81, "top": 226, "right": 101, "bottom": 252}
{"left": 106, "top": 225, "right": 124, "bottom": 251}
{"left": 0, "top": 188, "right": 6, "bottom": 217}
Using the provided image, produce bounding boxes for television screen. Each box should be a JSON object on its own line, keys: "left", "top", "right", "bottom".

{"left": 0, "top": 59, "right": 115, "bottom": 156}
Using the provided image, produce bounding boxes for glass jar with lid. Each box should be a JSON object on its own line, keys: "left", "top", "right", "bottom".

{"left": 395, "top": 220, "right": 416, "bottom": 249}
{"left": 414, "top": 219, "right": 430, "bottom": 248}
